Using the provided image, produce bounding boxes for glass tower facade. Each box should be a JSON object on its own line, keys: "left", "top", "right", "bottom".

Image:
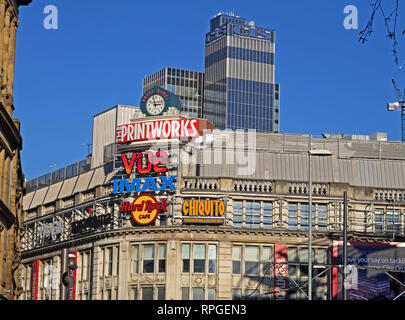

{"left": 143, "top": 67, "right": 204, "bottom": 118}
{"left": 204, "top": 14, "right": 280, "bottom": 132}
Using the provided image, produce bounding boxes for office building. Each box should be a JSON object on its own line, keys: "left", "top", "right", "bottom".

{"left": 143, "top": 67, "right": 204, "bottom": 118}
{"left": 204, "top": 13, "right": 280, "bottom": 132}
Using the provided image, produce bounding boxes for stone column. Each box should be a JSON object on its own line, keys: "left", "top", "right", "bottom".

{"left": 1, "top": 7, "right": 11, "bottom": 113}
{"left": 217, "top": 241, "right": 232, "bottom": 299}
{"left": 7, "top": 16, "right": 17, "bottom": 100}
{"left": 0, "top": 0, "right": 6, "bottom": 81}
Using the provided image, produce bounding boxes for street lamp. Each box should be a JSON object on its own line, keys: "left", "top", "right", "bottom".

{"left": 308, "top": 149, "right": 332, "bottom": 300}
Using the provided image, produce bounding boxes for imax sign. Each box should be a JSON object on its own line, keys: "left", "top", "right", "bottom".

{"left": 113, "top": 176, "right": 177, "bottom": 194}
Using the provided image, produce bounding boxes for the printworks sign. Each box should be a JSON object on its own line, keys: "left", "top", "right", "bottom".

{"left": 115, "top": 151, "right": 173, "bottom": 226}
{"left": 182, "top": 199, "right": 225, "bottom": 224}
{"left": 116, "top": 118, "right": 199, "bottom": 144}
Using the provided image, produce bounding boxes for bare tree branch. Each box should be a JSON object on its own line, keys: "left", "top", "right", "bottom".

{"left": 359, "top": 0, "right": 402, "bottom": 65}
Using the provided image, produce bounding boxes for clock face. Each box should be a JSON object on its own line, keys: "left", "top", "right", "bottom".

{"left": 146, "top": 94, "right": 165, "bottom": 116}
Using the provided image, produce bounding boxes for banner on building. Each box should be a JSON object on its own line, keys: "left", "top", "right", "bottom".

{"left": 31, "top": 260, "right": 39, "bottom": 300}
{"left": 332, "top": 241, "right": 405, "bottom": 300}
{"left": 274, "top": 244, "right": 288, "bottom": 300}
{"left": 67, "top": 251, "right": 77, "bottom": 300}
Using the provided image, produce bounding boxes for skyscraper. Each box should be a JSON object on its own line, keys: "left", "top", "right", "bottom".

{"left": 204, "top": 13, "right": 280, "bottom": 132}
{"left": 143, "top": 67, "right": 204, "bottom": 118}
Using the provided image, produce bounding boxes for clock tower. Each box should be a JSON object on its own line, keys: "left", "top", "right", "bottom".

{"left": 140, "top": 86, "right": 182, "bottom": 117}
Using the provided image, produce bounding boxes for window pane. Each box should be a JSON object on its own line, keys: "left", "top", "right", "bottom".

{"left": 132, "top": 288, "right": 138, "bottom": 300}
{"left": 142, "top": 287, "right": 153, "bottom": 300}
{"left": 182, "top": 244, "right": 190, "bottom": 259}
{"left": 208, "top": 244, "right": 216, "bottom": 273}
{"left": 192, "top": 288, "right": 205, "bottom": 300}
{"left": 263, "top": 202, "right": 273, "bottom": 229}
{"left": 194, "top": 244, "right": 205, "bottom": 259}
{"left": 318, "top": 205, "right": 327, "bottom": 231}
{"left": 246, "top": 201, "right": 260, "bottom": 228}
{"left": 233, "top": 201, "right": 243, "bottom": 227}
{"left": 159, "top": 244, "right": 166, "bottom": 259}
{"left": 245, "top": 246, "right": 259, "bottom": 275}
{"left": 143, "top": 244, "right": 154, "bottom": 273}
{"left": 232, "top": 288, "right": 242, "bottom": 300}
{"left": 194, "top": 260, "right": 205, "bottom": 273}
{"left": 263, "top": 246, "right": 273, "bottom": 274}
{"left": 288, "top": 204, "right": 297, "bottom": 230}
{"left": 287, "top": 247, "right": 298, "bottom": 276}
{"left": 143, "top": 245, "right": 154, "bottom": 260}
{"left": 133, "top": 245, "right": 139, "bottom": 273}
{"left": 182, "top": 287, "right": 189, "bottom": 300}
{"left": 157, "top": 287, "right": 165, "bottom": 300}
{"left": 208, "top": 288, "right": 216, "bottom": 300}
{"left": 245, "top": 246, "right": 259, "bottom": 261}
{"left": 232, "top": 245, "right": 242, "bottom": 260}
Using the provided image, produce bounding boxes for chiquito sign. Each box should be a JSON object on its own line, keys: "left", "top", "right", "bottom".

{"left": 113, "top": 151, "right": 173, "bottom": 225}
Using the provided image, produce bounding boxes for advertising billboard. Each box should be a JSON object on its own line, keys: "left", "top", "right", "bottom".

{"left": 332, "top": 241, "right": 405, "bottom": 300}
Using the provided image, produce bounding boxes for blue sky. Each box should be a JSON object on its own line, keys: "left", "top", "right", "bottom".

{"left": 14, "top": 0, "right": 405, "bottom": 180}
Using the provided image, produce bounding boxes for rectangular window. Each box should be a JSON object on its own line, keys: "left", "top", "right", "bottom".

{"left": 233, "top": 201, "right": 243, "bottom": 227}
{"left": 132, "top": 288, "right": 138, "bottom": 300}
{"left": 157, "top": 287, "right": 165, "bottom": 300}
{"left": 245, "top": 246, "right": 259, "bottom": 276}
{"left": 192, "top": 287, "right": 205, "bottom": 300}
{"left": 288, "top": 204, "right": 298, "bottom": 230}
{"left": 263, "top": 202, "right": 273, "bottom": 229}
{"left": 208, "top": 288, "right": 216, "bottom": 300}
{"left": 262, "top": 246, "right": 273, "bottom": 275}
{"left": 143, "top": 244, "right": 154, "bottom": 273}
{"left": 299, "top": 248, "right": 314, "bottom": 278}
{"left": 208, "top": 244, "right": 217, "bottom": 273}
{"left": 244, "top": 289, "right": 259, "bottom": 300}
{"left": 105, "top": 289, "right": 112, "bottom": 300}
{"left": 104, "top": 247, "right": 113, "bottom": 276}
{"left": 232, "top": 245, "right": 242, "bottom": 274}
{"left": 133, "top": 245, "right": 139, "bottom": 274}
{"left": 386, "top": 210, "right": 401, "bottom": 235}
{"left": 181, "top": 287, "right": 189, "bottom": 300}
{"left": 142, "top": 287, "right": 153, "bottom": 300}
{"left": 158, "top": 244, "right": 166, "bottom": 273}
{"left": 193, "top": 244, "right": 206, "bottom": 273}
{"left": 299, "top": 248, "right": 308, "bottom": 277}
{"left": 314, "top": 248, "right": 327, "bottom": 278}
{"left": 182, "top": 244, "right": 190, "bottom": 273}
{"left": 301, "top": 204, "right": 314, "bottom": 231}
{"left": 287, "top": 247, "right": 298, "bottom": 277}
{"left": 375, "top": 209, "right": 384, "bottom": 234}
{"left": 232, "top": 288, "right": 242, "bottom": 300}
{"left": 318, "top": 205, "right": 327, "bottom": 231}
{"left": 246, "top": 201, "right": 260, "bottom": 228}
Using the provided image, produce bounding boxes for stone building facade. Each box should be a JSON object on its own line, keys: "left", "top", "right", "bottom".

{"left": 0, "top": 0, "right": 31, "bottom": 300}
{"left": 18, "top": 99, "right": 405, "bottom": 300}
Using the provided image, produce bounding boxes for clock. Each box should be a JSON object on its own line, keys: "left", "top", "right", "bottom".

{"left": 146, "top": 94, "right": 165, "bottom": 116}
{"left": 140, "top": 86, "right": 182, "bottom": 117}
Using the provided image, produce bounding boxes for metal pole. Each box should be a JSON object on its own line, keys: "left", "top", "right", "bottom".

{"left": 308, "top": 153, "right": 312, "bottom": 300}
{"left": 343, "top": 191, "right": 348, "bottom": 300}
{"left": 60, "top": 248, "right": 67, "bottom": 300}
